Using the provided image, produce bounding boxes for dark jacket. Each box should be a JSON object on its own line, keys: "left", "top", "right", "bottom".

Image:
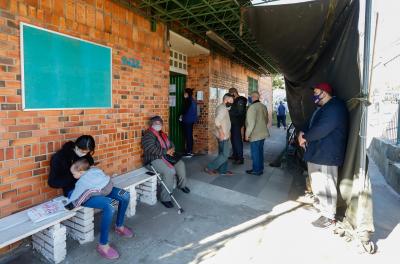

{"left": 303, "top": 97, "right": 349, "bottom": 166}
{"left": 277, "top": 104, "right": 286, "bottom": 116}
{"left": 229, "top": 96, "right": 247, "bottom": 126}
{"left": 48, "top": 141, "right": 94, "bottom": 196}
{"left": 141, "top": 129, "right": 174, "bottom": 165}
{"left": 182, "top": 97, "right": 198, "bottom": 124}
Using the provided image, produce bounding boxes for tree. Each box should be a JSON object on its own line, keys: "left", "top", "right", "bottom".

{"left": 272, "top": 74, "right": 285, "bottom": 90}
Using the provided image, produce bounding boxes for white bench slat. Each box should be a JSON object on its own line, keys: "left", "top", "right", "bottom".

{"left": 0, "top": 210, "right": 75, "bottom": 248}
{"left": 112, "top": 167, "right": 153, "bottom": 189}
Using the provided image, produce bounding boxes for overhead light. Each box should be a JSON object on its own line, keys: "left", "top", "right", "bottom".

{"left": 206, "top": 31, "right": 235, "bottom": 53}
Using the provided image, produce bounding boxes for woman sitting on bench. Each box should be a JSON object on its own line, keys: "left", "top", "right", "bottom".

{"left": 142, "top": 116, "right": 190, "bottom": 209}
{"left": 48, "top": 135, "right": 133, "bottom": 260}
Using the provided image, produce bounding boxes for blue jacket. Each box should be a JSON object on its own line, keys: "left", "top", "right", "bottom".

{"left": 67, "top": 167, "right": 110, "bottom": 204}
{"left": 182, "top": 97, "right": 198, "bottom": 124}
{"left": 277, "top": 104, "right": 286, "bottom": 116}
{"left": 303, "top": 97, "right": 348, "bottom": 166}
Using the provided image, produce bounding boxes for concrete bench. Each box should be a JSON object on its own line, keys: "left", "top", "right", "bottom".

{"left": 0, "top": 167, "right": 157, "bottom": 263}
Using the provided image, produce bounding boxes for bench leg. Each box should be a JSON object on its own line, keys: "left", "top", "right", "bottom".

{"left": 125, "top": 186, "right": 137, "bottom": 217}
{"left": 136, "top": 176, "right": 157, "bottom": 206}
{"left": 32, "top": 223, "right": 66, "bottom": 264}
{"left": 63, "top": 207, "right": 94, "bottom": 244}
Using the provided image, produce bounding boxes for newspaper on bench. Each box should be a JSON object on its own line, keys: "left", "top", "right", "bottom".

{"left": 27, "top": 197, "right": 68, "bottom": 223}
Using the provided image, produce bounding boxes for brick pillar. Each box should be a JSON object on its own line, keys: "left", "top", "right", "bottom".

{"left": 32, "top": 224, "right": 67, "bottom": 264}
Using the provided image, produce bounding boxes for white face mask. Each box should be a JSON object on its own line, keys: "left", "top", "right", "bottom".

{"left": 152, "top": 124, "right": 162, "bottom": 132}
{"left": 74, "top": 146, "right": 87, "bottom": 157}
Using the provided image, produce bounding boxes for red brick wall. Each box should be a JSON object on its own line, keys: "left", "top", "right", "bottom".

{"left": 188, "top": 52, "right": 273, "bottom": 153}
{"left": 187, "top": 54, "right": 209, "bottom": 154}
{"left": 0, "top": 0, "right": 169, "bottom": 220}
{"left": 259, "top": 76, "right": 273, "bottom": 127}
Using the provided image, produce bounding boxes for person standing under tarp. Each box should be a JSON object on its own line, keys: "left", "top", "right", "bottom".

{"left": 228, "top": 88, "right": 247, "bottom": 164}
{"left": 276, "top": 101, "right": 287, "bottom": 129}
{"left": 298, "top": 83, "right": 349, "bottom": 228}
{"left": 245, "top": 91, "right": 270, "bottom": 176}
{"left": 181, "top": 88, "right": 198, "bottom": 157}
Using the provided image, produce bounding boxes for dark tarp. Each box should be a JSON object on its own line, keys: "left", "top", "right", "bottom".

{"left": 243, "top": 0, "right": 374, "bottom": 247}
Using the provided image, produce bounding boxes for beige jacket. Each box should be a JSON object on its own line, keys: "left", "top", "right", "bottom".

{"left": 245, "top": 101, "right": 270, "bottom": 142}
{"left": 213, "top": 103, "right": 231, "bottom": 140}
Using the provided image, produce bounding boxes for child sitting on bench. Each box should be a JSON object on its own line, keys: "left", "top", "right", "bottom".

{"left": 64, "top": 158, "right": 113, "bottom": 209}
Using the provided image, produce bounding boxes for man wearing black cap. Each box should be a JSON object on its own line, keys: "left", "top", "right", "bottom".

{"left": 228, "top": 88, "right": 247, "bottom": 164}
{"left": 298, "top": 83, "right": 348, "bottom": 228}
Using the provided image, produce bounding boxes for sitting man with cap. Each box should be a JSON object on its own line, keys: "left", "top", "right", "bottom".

{"left": 298, "top": 83, "right": 349, "bottom": 228}
{"left": 142, "top": 116, "right": 190, "bottom": 208}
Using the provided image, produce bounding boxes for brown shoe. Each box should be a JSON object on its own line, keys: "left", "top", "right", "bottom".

{"left": 220, "top": 171, "right": 234, "bottom": 176}
{"left": 204, "top": 167, "right": 217, "bottom": 175}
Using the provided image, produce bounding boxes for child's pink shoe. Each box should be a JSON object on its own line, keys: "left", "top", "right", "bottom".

{"left": 96, "top": 244, "right": 119, "bottom": 259}
{"left": 115, "top": 225, "right": 134, "bottom": 238}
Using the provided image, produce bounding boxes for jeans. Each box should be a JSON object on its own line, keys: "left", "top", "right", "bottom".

{"left": 183, "top": 122, "right": 194, "bottom": 153}
{"left": 150, "top": 159, "right": 187, "bottom": 202}
{"left": 230, "top": 124, "right": 243, "bottom": 160}
{"left": 277, "top": 115, "right": 287, "bottom": 128}
{"left": 82, "top": 187, "right": 130, "bottom": 245}
{"left": 250, "top": 139, "right": 265, "bottom": 173}
{"left": 208, "top": 139, "right": 230, "bottom": 173}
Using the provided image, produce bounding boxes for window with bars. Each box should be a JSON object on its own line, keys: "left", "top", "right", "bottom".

{"left": 170, "top": 49, "right": 187, "bottom": 75}
{"left": 248, "top": 77, "right": 258, "bottom": 93}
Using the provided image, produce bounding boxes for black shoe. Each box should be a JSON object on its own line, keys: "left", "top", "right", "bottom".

{"left": 233, "top": 159, "right": 244, "bottom": 165}
{"left": 311, "top": 216, "right": 335, "bottom": 228}
{"left": 246, "top": 170, "right": 263, "bottom": 176}
{"left": 161, "top": 201, "right": 174, "bottom": 208}
{"left": 228, "top": 156, "right": 236, "bottom": 160}
{"left": 180, "top": 187, "right": 190, "bottom": 193}
{"left": 64, "top": 203, "right": 75, "bottom": 210}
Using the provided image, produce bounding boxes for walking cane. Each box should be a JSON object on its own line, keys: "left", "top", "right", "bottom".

{"left": 149, "top": 165, "right": 185, "bottom": 214}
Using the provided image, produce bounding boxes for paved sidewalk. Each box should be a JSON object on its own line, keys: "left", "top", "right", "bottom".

{"left": 1, "top": 127, "right": 399, "bottom": 264}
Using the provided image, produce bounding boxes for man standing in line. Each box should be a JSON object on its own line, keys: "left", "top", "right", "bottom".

{"left": 276, "top": 101, "right": 287, "bottom": 130}
{"left": 298, "top": 83, "right": 348, "bottom": 228}
{"left": 228, "top": 88, "right": 247, "bottom": 165}
{"left": 245, "top": 91, "right": 270, "bottom": 176}
{"left": 204, "top": 93, "right": 235, "bottom": 176}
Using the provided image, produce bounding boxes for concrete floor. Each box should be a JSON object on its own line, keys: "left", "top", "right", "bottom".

{"left": 2, "top": 127, "right": 399, "bottom": 264}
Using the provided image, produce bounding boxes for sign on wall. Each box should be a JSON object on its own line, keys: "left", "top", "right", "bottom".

{"left": 21, "top": 23, "right": 112, "bottom": 110}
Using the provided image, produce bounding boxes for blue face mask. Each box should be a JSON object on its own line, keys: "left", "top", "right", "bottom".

{"left": 312, "top": 91, "right": 324, "bottom": 104}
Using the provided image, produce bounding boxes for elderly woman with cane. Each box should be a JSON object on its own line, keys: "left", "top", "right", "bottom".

{"left": 141, "top": 116, "right": 190, "bottom": 209}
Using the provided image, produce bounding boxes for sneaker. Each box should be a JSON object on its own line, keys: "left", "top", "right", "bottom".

{"left": 204, "top": 167, "right": 217, "bottom": 175}
{"left": 220, "top": 171, "right": 234, "bottom": 176}
{"left": 246, "top": 170, "right": 263, "bottom": 176}
{"left": 228, "top": 156, "right": 237, "bottom": 160}
{"left": 311, "top": 216, "right": 336, "bottom": 228}
{"left": 96, "top": 244, "right": 119, "bottom": 260}
{"left": 183, "top": 153, "right": 194, "bottom": 157}
{"left": 115, "top": 225, "right": 134, "bottom": 238}
{"left": 180, "top": 186, "right": 190, "bottom": 193}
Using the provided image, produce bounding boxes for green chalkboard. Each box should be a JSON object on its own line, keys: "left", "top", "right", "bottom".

{"left": 21, "top": 23, "right": 112, "bottom": 110}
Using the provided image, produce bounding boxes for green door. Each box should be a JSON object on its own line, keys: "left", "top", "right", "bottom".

{"left": 169, "top": 74, "right": 185, "bottom": 153}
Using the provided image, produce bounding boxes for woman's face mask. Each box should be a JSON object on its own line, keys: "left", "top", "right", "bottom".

{"left": 152, "top": 124, "right": 162, "bottom": 132}
{"left": 74, "top": 146, "right": 88, "bottom": 157}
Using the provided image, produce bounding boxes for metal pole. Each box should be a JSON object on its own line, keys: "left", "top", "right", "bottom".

{"left": 397, "top": 102, "right": 400, "bottom": 145}
{"left": 360, "top": 0, "right": 372, "bottom": 183}
{"left": 368, "top": 12, "right": 379, "bottom": 103}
